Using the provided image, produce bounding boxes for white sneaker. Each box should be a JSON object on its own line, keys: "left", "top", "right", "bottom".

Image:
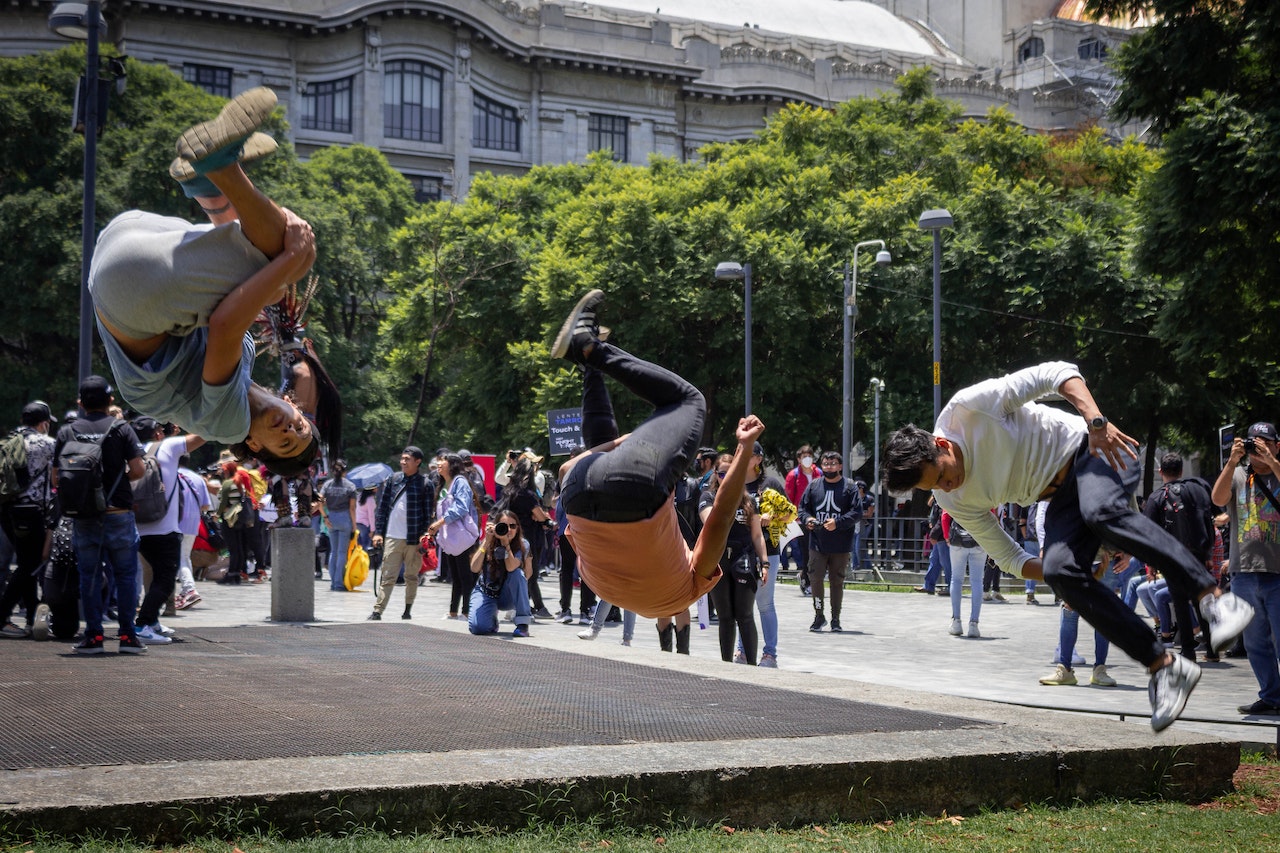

{"left": 1149, "top": 654, "right": 1201, "bottom": 732}
{"left": 135, "top": 624, "right": 172, "bottom": 645}
{"left": 949, "top": 618, "right": 963, "bottom": 636}
{"left": 150, "top": 622, "right": 176, "bottom": 637}
{"left": 1039, "top": 663, "right": 1077, "bottom": 686}
{"left": 966, "top": 620, "right": 981, "bottom": 638}
{"left": 1091, "top": 665, "right": 1117, "bottom": 687}
{"left": 577, "top": 626, "right": 600, "bottom": 640}
{"left": 1200, "top": 593, "right": 1255, "bottom": 655}
{"left": 556, "top": 610, "right": 575, "bottom": 624}
{"left": 31, "top": 603, "right": 51, "bottom": 642}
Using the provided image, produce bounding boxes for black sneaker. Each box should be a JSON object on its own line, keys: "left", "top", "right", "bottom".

{"left": 551, "top": 289, "right": 605, "bottom": 363}
{"left": 533, "top": 606, "right": 554, "bottom": 621}
{"left": 368, "top": 611, "right": 382, "bottom": 621}
{"left": 830, "top": 619, "right": 842, "bottom": 633}
{"left": 810, "top": 612, "right": 827, "bottom": 632}
{"left": 401, "top": 608, "right": 412, "bottom": 620}
{"left": 73, "top": 634, "right": 105, "bottom": 655}
{"left": 117, "top": 634, "right": 148, "bottom": 655}
{"left": 1238, "top": 699, "right": 1280, "bottom": 716}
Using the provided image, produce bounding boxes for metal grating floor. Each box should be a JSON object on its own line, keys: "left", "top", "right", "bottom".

{"left": 0, "top": 625, "right": 987, "bottom": 770}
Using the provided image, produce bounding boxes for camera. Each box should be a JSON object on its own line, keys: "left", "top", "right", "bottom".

{"left": 1244, "top": 438, "right": 1257, "bottom": 455}
{"left": 508, "top": 450, "right": 520, "bottom": 461}
{"left": 494, "top": 521, "right": 511, "bottom": 537}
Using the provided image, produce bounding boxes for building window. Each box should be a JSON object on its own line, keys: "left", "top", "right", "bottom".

{"left": 384, "top": 61, "right": 443, "bottom": 143}
{"left": 407, "top": 174, "right": 444, "bottom": 203}
{"left": 588, "top": 113, "right": 629, "bottom": 162}
{"left": 183, "top": 64, "right": 232, "bottom": 98}
{"left": 301, "top": 77, "right": 353, "bottom": 133}
{"left": 473, "top": 93, "right": 520, "bottom": 152}
{"left": 1078, "top": 38, "right": 1108, "bottom": 61}
{"left": 1017, "top": 37, "right": 1045, "bottom": 64}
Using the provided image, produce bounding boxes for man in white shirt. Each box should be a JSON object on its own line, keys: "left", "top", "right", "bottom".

{"left": 882, "top": 361, "right": 1254, "bottom": 731}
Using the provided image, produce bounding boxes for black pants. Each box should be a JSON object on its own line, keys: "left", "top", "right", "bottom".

{"left": 561, "top": 341, "right": 706, "bottom": 522}
{"left": 558, "top": 534, "right": 597, "bottom": 614}
{"left": 137, "top": 531, "right": 181, "bottom": 627}
{"left": 223, "top": 523, "right": 250, "bottom": 582}
{"left": 709, "top": 562, "right": 758, "bottom": 664}
{"left": 0, "top": 504, "right": 46, "bottom": 626}
{"left": 1043, "top": 439, "right": 1218, "bottom": 669}
{"left": 446, "top": 545, "right": 477, "bottom": 615}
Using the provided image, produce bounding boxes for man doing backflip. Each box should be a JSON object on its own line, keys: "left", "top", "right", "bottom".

{"left": 883, "top": 361, "right": 1254, "bottom": 731}
{"left": 552, "top": 291, "right": 764, "bottom": 620}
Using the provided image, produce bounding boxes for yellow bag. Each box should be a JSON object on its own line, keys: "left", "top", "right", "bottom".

{"left": 345, "top": 538, "right": 370, "bottom": 590}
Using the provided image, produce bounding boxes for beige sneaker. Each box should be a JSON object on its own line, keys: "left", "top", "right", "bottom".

{"left": 169, "top": 131, "right": 278, "bottom": 186}
{"left": 176, "top": 86, "right": 277, "bottom": 166}
{"left": 1039, "top": 663, "right": 1077, "bottom": 686}
{"left": 1090, "top": 665, "right": 1117, "bottom": 687}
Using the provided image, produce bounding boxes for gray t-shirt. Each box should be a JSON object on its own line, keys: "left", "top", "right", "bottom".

{"left": 1225, "top": 466, "right": 1280, "bottom": 575}
{"left": 322, "top": 477, "right": 358, "bottom": 514}
{"left": 89, "top": 210, "right": 268, "bottom": 444}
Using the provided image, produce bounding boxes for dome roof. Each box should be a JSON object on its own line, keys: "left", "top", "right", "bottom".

{"left": 588, "top": 0, "right": 944, "bottom": 56}
{"left": 1053, "top": 0, "right": 1155, "bottom": 28}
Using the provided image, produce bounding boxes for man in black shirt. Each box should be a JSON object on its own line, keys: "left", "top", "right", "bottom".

{"left": 53, "top": 376, "right": 145, "bottom": 654}
{"left": 797, "top": 451, "right": 862, "bottom": 633}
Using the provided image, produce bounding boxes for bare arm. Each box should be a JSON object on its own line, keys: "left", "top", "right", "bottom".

{"left": 203, "top": 208, "right": 315, "bottom": 385}
{"left": 1212, "top": 439, "right": 1244, "bottom": 506}
{"left": 691, "top": 416, "right": 765, "bottom": 580}
{"left": 1057, "top": 376, "right": 1138, "bottom": 470}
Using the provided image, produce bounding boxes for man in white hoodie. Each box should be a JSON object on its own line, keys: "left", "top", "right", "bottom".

{"left": 882, "top": 361, "right": 1253, "bottom": 732}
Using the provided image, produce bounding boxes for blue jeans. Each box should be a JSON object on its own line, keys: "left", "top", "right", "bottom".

{"left": 1056, "top": 605, "right": 1109, "bottom": 667}
{"left": 922, "top": 540, "right": 951, "bottom": 592}
{"left": 468, "top": 569, "right": 532, "bottom": 634}
{"left": 756, "top": 553, "right": 780, "bottom": 657}
{"left": 1230, "top": 572, "right": 1280, "bottom": 705}
{"left": 327, "top": 510, "right": 353, "bottom": 590}
{"left": 950, "top": 545, "right": 984, "bottom": 623}
{"left": 74, "top": 512, "right": 140, "bottom": 639}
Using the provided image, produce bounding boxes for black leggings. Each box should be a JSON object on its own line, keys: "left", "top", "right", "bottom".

{"left": 562, "top": 341, "right": 705, "bottom": 522}
{"left": 557, "top": 534, "right": 597, "bottom": 614}
{"left": 709, "top": 561, "right": 758, "bottom": 664}
{"left": 446, "top": 546, "right": 477, "bottom": 615}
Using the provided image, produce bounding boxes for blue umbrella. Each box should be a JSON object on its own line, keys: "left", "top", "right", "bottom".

{"left": 346, "top": 462, "right": 394, "bottom": 489}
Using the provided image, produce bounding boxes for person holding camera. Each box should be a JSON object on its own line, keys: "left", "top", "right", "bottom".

{"left": 883, "top": 361, "right": 1255, "bottom": 732}
{"left": 1212, "top": 422, "right": 1280, "bottom": 716}
{"left": 467, "top": 511, "right": 533, "bottom": 637}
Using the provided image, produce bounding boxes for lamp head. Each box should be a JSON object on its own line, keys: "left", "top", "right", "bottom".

{"left": 875, "top": 249, "right": 891, "bottom": 267}
{"left": 870, "top": 377, "right": 885, "bottom": 392}
{"left": 917, "top": 208, "right": 954, "bottom": 231}
{"left": 48, "top": 2, "right": 108, "bottom": 41}
{"left": 714, "top": 261, "right": 745, "bottom": 281}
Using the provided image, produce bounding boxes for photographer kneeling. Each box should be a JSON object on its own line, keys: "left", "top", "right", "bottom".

{"left": 467, "top": 511, "right": 534, "bottom": 637}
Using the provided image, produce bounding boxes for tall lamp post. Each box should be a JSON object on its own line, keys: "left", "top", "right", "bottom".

{"left": 869, "top": 377, "right": 885, "bottom": 570}
{"left": 49, "top": 1, "right": 109, "bottom": 384}
{"left": 917, "top": 209, "right": 953, "bottom": 423}
{"left": 714, "top": 261, "right": 753, "bottom": 416}
{"left": 843, "top": 240, "right": 891, "bottom": 465}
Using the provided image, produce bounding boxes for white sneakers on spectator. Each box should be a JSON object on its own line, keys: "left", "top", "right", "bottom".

{"left": 135, "top": 624, "right": 172, "bottom": 645}
{"left": 949, "top": 618, "right": 963, "bottom": 636}
{"left": 1199, "top": 592, "right": 1254, "bottom": 655}
{"left": 577, "top": 626, "right": 600, "bottom": 640}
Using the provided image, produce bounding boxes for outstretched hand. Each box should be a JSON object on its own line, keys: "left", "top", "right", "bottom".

{"left": 737, "top": 415, "right": 764, "bottom": 446}
{"left": 1087, "top": 422, "right": 1138, "bottom": 471}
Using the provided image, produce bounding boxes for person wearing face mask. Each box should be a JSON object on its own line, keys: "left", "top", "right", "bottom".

{"left": 784, "top": 445, "right": 818, "bottom": 595}
{"left": 796, "top": 451, "right": 863, "bottom": 633}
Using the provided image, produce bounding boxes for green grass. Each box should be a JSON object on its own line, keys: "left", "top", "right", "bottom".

{"left": 5, "top": 779, "right": 1277, "bottom": 853}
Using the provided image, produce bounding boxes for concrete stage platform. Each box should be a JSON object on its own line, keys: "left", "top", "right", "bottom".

{"left": 0, "top": 574, "right": 1260, "bottom": 839}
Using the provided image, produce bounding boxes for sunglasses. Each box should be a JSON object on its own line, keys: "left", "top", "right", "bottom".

{"left": 716, "top": 470, "right": 729, "bottom": 478}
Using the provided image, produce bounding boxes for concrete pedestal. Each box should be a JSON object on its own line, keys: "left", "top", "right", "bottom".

{"left": 270, "top": 526, "right": 316, "bottom": 622}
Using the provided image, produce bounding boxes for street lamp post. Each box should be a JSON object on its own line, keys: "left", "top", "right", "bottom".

{"left": 843, "top": 240, "right": 891, "bottom": 466}
{"left": 869, "top": 377, "right": 885, "bottom": 570}
{"left": 714, "top": 261, "right": 753, "bottom": 416}
{"left": 49, "top": 1, "right": 108, "bottom": 384}
{"left": 917, "top": 209, "right": 953, "bottom": 423}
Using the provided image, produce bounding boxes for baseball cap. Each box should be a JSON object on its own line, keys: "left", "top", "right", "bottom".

{"left": 457, "top": 449, "right": 473, "bottom": 463}
{"left": 1247, "top": 422, "right": 1279, "bottom": 441}
{"left": 20, "top": 400, "right": 56, "bottom": 426}
{"left": 752, "top": 441, "right": 764, "bottom": 456}
{"left": 403, "top": 445, "right": 424, "bottom": 460}
{"left": 78, "top": 374, "right": 114, "bottom": 407}
{"left": 132, "top": 416, "right": 159, "bottom": 437}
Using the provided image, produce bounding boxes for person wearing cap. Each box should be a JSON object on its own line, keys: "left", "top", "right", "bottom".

{"left": 130, "top": 418, "right": 205, "bottom": 644}
{"left": 1212, "top": 422, "right": 1280, "bottom": 716}
{"left": 0, "top": 401, "right": 58, "bottom": 639}
{"left": 549, "top": 290, "right": 765, "bottom": 633}
{"left": 369, "top": 447, "right": 431, "bottom": 620}
{"left": 54, "top": 376, "right": 147, "bottom": 654}
{"left": 883, "top": 362, "right": 1256, "bottom": 732}
{"left": 87, "top": 88, "right": 340, "bottom": 480}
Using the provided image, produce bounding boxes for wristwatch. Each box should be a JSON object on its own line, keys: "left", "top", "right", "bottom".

{"left": 1088, "top": 415, "right": 1108, "bottom": 431}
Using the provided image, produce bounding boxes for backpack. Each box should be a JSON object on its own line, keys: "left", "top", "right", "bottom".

{"left": 57, "top": 420, "right": 125, "bottom": 518}
{"left": 1157, "top": 479, "right": 1213, "bottom": 562}
{"left": 0, "top": 429, "right": 31, "bottom": 504}
{"left": 132, "top": 443, "right": 176, "bottom": 524}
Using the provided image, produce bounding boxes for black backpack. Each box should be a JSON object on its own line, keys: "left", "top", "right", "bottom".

{"left": 1157, "top": 478, "right": 1213, "bottom": 562}
{"left": 57, "top": 419, "right": 125, "bottom": 519}
{"left": 131, "top": 442, "right": 177, "bottom": 524}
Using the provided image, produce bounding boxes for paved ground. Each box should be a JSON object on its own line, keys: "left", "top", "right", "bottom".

{"left": 0, "top": 566, "right": 1270, "bottom": 839}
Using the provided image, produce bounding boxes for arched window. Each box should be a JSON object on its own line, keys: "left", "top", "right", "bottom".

{"left": 1018, "top": 37, "right": 1045, "bottom": 64}
{"left": 473, "top": 93, "right": 520, "bottom": 152}
{"left": 384, "top": 60, "right": 444, "bottom": 143}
